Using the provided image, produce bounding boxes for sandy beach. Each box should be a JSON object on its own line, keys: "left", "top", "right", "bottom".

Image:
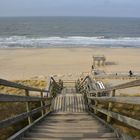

{"left": 0, "top": 47, "right": 140, "bottom": 80}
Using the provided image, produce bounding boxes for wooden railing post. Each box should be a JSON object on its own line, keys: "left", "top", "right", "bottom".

{"left": 51, "top": 82, "right": 55, "bottom": 97}
{"left": 25, "top": 89, "right": 32, "bottom": 124}
{"left": 94, "top": 92, "right": 98, "bottom": 114}
{"left": 40, "top": 91, "right": 45, "bottom": 116}
{"left": 107, "top": 89, "right": 115, "bottom": 123}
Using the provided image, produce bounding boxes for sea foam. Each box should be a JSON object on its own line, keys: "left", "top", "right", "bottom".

{"left": 0, "top": 36, "right": 140, "bottom": 48}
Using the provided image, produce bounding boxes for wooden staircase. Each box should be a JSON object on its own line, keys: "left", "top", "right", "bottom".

{"left": 21, "top": 87, "right": 119, "bottom": 140}
{"left": 1, "top": 77, "right": 140, "bottom": 139}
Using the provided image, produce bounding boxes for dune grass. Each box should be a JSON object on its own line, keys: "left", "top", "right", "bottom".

{"left": 0, "top": 80, "right": 47, "bottom": 140}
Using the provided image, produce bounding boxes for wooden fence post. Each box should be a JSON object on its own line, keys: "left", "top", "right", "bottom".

{"left": 94, "top": 92, "right": 98, "bottom": 114}
{"left": 25, "top": 90, "right": 32, "bottom": 124}
{"left": 40, "top": 91, "right": 45, "bottom": 116}
{"left": 107, "top": 89, "right": 115, "bottom": 123}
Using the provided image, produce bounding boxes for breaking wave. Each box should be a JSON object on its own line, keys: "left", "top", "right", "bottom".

{"left": 0, "top": 36, "right": 140, "bottom": 48}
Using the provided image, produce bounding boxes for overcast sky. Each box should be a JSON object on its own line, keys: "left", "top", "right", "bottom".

{"left": 0, "top": 0, "right": 140, "bottom": 17}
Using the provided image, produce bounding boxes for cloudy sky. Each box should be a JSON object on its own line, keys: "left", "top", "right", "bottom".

{"left": 0, "top": 0, "right": 140, "bottom": 17}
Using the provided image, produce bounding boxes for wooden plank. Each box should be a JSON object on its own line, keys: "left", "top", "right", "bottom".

{"left": 53, "top": 97, "right": 56, "bottom": 112}
{"left": 0, "top": 104, "right": 51, "bottom": 129}
{"left": 25, "top": 90, "right": 32, "bottom": 124}
{"left": 88, "top": 97, "right": 140, "bottom": 105}
{"left": 91, "top": 105, "right": 140, "bottom": 130}
{"left": 76, "top": 95, "right": 79, "bottom": 112}
{"left": 40, "top": 92, "right": 44, "bottom": 116}
{"left": 0, "top": 79, "right": 47, "bottom": 92}
{"left": 55, "top": 97, "right": 58, "bottom": 111}
{"left": 63, "top": 95, "right": 65, "bottom": 111}
{"left": 79, "top": 76, "right": 140, "bottom": 94}
{"left": 107, "top": 90, "right": 115, "bottom": 123}
{"left": 46, "top": 77, "right": 54, "bottom": 92}
{"left": 24, "top": 132, "right": 116, "bottom": 138}
{"left": 7, "top": 112, "right": 51, "bottom": 140}
{"left": 73, "top": 95, "right": 75, "bottom": 112}
{"left": 58, "top": 96, "right": 61, "bottom": 111}
{"left": 79, "top": 95, "right": 83, "bottom": 112}
{"left": 112, "top": 79, "right": 140, "bottom": 90}
{"left": 98, "top": 79, "right": 140, "bottom": 93}
{"left": 70, "top": 95, "right": 72, "bottom": 112}
{"left": 61, "top": 96, "right": 63, "bottom": 112}
{"left": 67, "top": 95, "right": 70, "bottom": 112}
{"left": 63, "top": 81, "right": 76, "bottom": 83}
{"left": 52, "top": 94, "right": 86, "bottom": 113}
{"left": 0, "top": 93, "right": 52, "bottom": 102}
{"left": 0, "top": 93, "right": 41, "bottom": 102}
{"left": 72, "top": 95, "right": 74, "bottom": 112}
{"left": 58, "top": 96, "right": 60, "bottom": 111}
{"left": 81, "top": 96, "right": 84, "bottom": 111}
{"left": 32, "top": 127, "right": 110, "bottom": 133}
{"left": 22, "top": 138, "right": 118, "bottom": 140}
{"left": 59, "top": 96, "right": 62, "bottom": 111}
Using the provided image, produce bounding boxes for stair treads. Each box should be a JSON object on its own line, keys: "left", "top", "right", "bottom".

{"left": 39, "top": 122, "right": 102, "bottom": 126}
{"left": 34, "top": 125, "right": 106, "bottom": 129}
{"left": 25, "top": 132, "right": 116, "bottom": 138}
{"left": 32, "top": 128, "right": 110, "bottom": 133}
{"left": 52, "top": 94, "right": 86, "bottom": 112}
{"left": 21, "top": 93, "right": 119, "bottom": 140}
{"left": 23, "top": 138, "right": 119, "bottom": 140}
{"left": 22, "top": 113, "right": 119, "bottom": 140}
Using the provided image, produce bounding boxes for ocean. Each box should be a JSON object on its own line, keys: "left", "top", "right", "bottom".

{"left": 0, "top": 16, "right": 140, "bottom": 48}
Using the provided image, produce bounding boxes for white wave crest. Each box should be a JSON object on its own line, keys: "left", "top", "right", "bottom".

{"left": 0, "top": 36, "right": 140, "bottom": 48}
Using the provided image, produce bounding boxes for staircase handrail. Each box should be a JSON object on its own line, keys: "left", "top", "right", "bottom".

{"left": 0, "top": 76, "right": 63, "bottom": 139}
{"left": 76, "top": 75, "right": 140, "bottom": 138}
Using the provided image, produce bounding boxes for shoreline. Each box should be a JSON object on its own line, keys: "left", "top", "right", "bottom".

{"left": 0, "top": 45, "right": 140, "bottom": 50}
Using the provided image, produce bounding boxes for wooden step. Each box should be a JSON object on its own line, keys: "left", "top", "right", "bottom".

{"left": 38, "top": 123, "right": 102, "bottom": 127}
{"left": 49, "top": 112, "right": 90, "bottom": 115}
{"left": 46, "top": 117, "right": 95, "bottom": 120}
{"left": 47, "top": 113, "right": 94, "bottom": 116}
{"left": 25, "top": 132, "right": 116, "bottom": 138}
{"left": 47, "top": 114, "right": 92, "bottom": 117}
{"left": 52, "top": 94, "right": 86, "bottom": 113}
{"left": 35, "top": 124, "right": 104, "bottom": 129}
{"left": 38, "top": 118, "right": 103, "bottom": 123}
{"left": 45, "top": 118, "right": 96, "bottom": 121}
{"left": 31, "top": 128, "right": 110, "bottom": 133}
{"left": 21, "top": 93, "right": 118, "bottom": 140}
{"left": 23, "top": 138, "right": 119, "bottom": 140}
{"left": 46, "top": 115, "right": 94, "bottom": 119}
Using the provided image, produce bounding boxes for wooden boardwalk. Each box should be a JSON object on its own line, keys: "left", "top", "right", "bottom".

{"left": 21, "top": 89, "right": 119, "bottom": 140}
{"left": 52, "top": 94, "right": 86, "bottom": 113}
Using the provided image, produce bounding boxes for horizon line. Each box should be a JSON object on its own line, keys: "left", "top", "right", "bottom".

{"left": 0, "top": 15, "right": 140, "bottom": 19}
